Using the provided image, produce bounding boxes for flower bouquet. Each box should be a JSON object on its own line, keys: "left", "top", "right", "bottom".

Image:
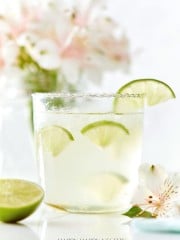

{"left": 0, "top": 0, "right": 130, "bottom": 96}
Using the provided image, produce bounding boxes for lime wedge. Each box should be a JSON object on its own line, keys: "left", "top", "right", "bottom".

{"left": 87, "top": 173, "right": 128, "bottom": 202}
{"left": 0, "top": 179, "right": 44, "bottom": 223}
{"left": 37, "top": 125, "right": 74, "bottom": 157}
{"left": 114, "top": 79, "right": 176, "bottom": 113}
{"left": 81, "top": 120, "right": 129, "bottom": 148}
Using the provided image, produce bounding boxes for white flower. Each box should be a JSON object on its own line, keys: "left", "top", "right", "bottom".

{"left": 27, "top": 39, "right": 61, "bottom": 70}
{"left": 132, "top": 163, "right": 180, "bottom": 217}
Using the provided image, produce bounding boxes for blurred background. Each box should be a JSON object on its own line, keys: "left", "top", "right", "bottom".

{"left": 106, "top": 0, "right": 180, "bottom": 93}
{"left": 0, "top": 0, "right": 180, "bottom": 179}
{"left": 107, "top": 0, "right": 180, "bottom": 171}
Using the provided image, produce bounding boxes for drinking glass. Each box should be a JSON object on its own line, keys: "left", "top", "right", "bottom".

{"left": 32, "top": 93, "right": 144, "bottom": 213}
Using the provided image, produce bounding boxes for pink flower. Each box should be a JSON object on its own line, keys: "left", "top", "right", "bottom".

{"left": 0, "top": 0, "right": 130, "bottom": 87}
{"left": 60, "top": 33, "right": 87, "bottom": 60}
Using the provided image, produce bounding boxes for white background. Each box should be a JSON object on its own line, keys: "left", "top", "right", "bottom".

{"left": 106, "top": 0, "right": 180, "bottom": 93}
{"left": 105, "top": 0, "right": 180, "bottom": 171}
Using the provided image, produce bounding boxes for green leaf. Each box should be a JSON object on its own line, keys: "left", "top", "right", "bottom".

{"left": 123, "top": 205, "right": 155, "bottom": 218}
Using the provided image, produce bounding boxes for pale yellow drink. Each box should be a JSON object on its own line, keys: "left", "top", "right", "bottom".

{"left": 33, "top": 94, "right": 143, "bottom": 213}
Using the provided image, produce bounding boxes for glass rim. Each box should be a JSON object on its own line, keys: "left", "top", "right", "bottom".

{"left": 32, "top": 92, "right": 144, "bottom": 99}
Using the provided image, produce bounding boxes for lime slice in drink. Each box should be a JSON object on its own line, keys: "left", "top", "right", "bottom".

{"left": 114, "top": 79, "right": 176, "bottom": 113}
{"left": 0, "top": 179, "right": 44, "bottom": 223}
{"left": 87, "top": 173, "right": 128, "bottom": 202}
{"left": 37, "top": 125, "right": 74, "bottom": 157}
{"left": 81, "top": 120, "right": 129, "bottom": 148}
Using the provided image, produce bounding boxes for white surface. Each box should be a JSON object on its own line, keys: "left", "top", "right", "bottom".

{"left": 0, "top": 206, "right": 180, "bottom": 240}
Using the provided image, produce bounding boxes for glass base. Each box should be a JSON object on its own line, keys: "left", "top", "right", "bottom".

{"left": 45, "top": 202, "right": 129, "bottom": 215}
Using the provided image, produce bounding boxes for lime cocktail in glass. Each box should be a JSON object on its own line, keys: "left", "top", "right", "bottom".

{"left": 32, "top": 93, "right": 144, "bottom": 213}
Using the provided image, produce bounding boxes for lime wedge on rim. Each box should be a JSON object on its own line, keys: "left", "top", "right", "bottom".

{"left": 114, "top": 79, "right": 176, "bottom": 113}
{"left": 0, "top": 179, "right": 44, "bottom": 223}
{"left": 81, "top": 120, "right": 129, "bottom": 148}
{"left": 37, "top": 125, "right": 74, "bottom": 157}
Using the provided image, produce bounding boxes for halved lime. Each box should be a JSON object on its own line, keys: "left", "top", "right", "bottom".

{"left": 81, "top": 120, "right": 129, "bottom": 148}
{"left": 87, "top": 173, "right": 128, "bottom": 202}
{"left": 37, "top": 125, "right": 74, "bottom": 157}
{"left": 114, "top": 79, "right": 176, "bottom": 113}
{"left": 0, "top": 179, "right": 44, "bottom": 223}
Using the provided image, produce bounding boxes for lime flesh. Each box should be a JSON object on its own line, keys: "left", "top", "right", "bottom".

{"left": 114, "top": 79, "right": 176, "bottom": 113}
{"left": 0, "top": 179, "right": 44, "bottom": 223}
{"left": 37, "top": 125, "right": 74, "bottom": 157}
{"left": 81, "top": 120, "right": 129, "bottom": 148}
{"left": 87, "top": 173, "right": 128, "bottom": 202}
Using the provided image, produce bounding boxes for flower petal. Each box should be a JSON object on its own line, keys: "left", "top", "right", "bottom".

{"left": 61, "top": 60, "right": 80, "bottom": 84}
{"left": 132, "top": 183, "right": 153, "bottom": 206}
{"left": 28, "top": 39, "right": 61, "bottom": 69}
{"left": 139, "top": 163, "right": 168, "bottom": 195}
